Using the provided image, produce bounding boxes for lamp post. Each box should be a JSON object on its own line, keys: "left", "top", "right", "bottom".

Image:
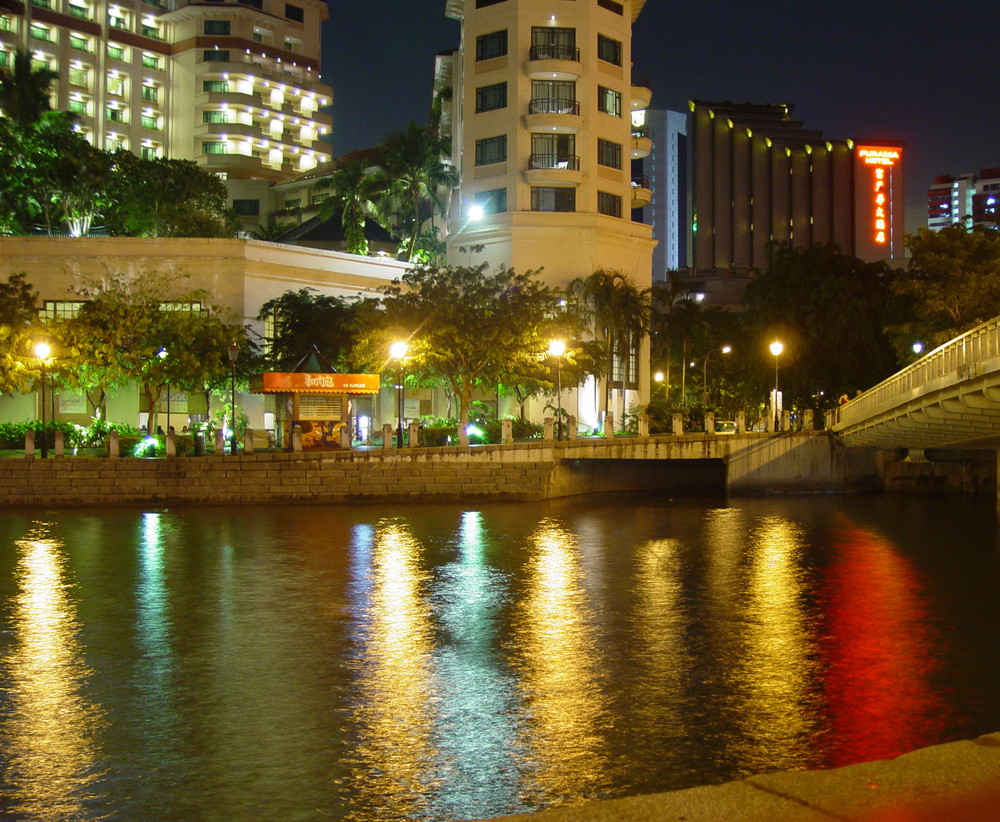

{"left": 227, "top": 342, "right": 239, "bottom": 455}
{"left": 548, "top": 339, "right": 566, "bottom": 440}
{"left": 35, "top": 342, "right": 51, "bottom": 458}
{"left": 769, "top": 340, "right": 783, "bottom": 431}
{"left": 389, "top": 340, "right": 408, "bottom": 447}
{"left": 702, "top": 345, "right": 731, "bottom": 406}
{"left": 158, "top": 347, "right": 169, "bottom": 434}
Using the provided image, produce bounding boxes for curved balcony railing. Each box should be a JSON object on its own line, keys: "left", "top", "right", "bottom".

{"left": 529, "top": 44, "right": 580, "bottom": 62}
{"left": 528, "top": 153, "right": 580, "bottom": 171}
{"left": 631, "top": 125, "right": 648, "bottom": 138}
{"left": 631, "top": 175, "right": 649, "bottom": 189}
{"left": 528, "top": 98, "right": 581, "bottom": 116}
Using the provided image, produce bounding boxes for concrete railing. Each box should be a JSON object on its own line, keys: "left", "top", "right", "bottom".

{"left": 832, "top": 315, "right": 1000, "bottom": 429}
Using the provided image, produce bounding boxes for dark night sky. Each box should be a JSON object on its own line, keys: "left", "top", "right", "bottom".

{"left": 322, "top": 0, "right": 1000, "bottom": 234}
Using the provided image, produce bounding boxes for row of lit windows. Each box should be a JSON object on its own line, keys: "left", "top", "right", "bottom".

{"left": 200, "top": 107, "right": 318, "bottom": 142}
{"left": 476, "top": 27, "right": 623, "bottom": 67}
{"left": 199, "top": 76, "right": 326, "bottom": 124}
{"left": 203, "top": 19, "right": 301, "bottom": 52}
{"left": 470, "top": 187, "right": 622, "bottom": 217}
{"left": 200, "top": 139, "right": 322, "bottom": 172}
{"left": 475, "top": 80, "right": 622, "bottom": 118}
{"left": 476, "top": 0, "right": 625, "bottom": 13}
{"left": 474, "top": 134, "right": 624, "bottom": 170}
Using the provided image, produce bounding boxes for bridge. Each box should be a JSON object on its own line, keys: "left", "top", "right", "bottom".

{"left": 832, "top": 316, "right": 1000, "bottom": 450}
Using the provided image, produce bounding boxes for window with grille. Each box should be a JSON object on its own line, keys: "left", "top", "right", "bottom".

{"left": 597, "top": 34, "right": 622, "bottom": 65}
{"left": 475, "top": 82, "right": 507, "bottom": 113}
{"left": 203, "top": 110, "right": 229, "bottom": 123}
{"left": 203, "top": 49, "right": 229, "bottom": 61}
{"left": 204, "top": 20, "right": 230, "bottom": 35}
{"left": 203, "top": 80, "right": 229, "bottom": 93}
{"left": 39, "top": 301, "right": 86, "bottom": 321}
{"left": 474, "top": 188, "right": 507, "bottom": 214}
{"left": 475, "top": 135, "right": 507, "bottom": 166}
{"left": 70, "top": 35, "right": 90, "bottom": 52}
{"left": 531, "top": 187, "right": 575, "bottom": 212}
{"left": 203, "top": 141, "right": 227, "bottom": 154}
{"left": 597, "top": 86, "right": 622, "bottom": 117}
{"left": 476, "top": 29, "right": 507, "bottom": 61}
{"left": 142, "top": 86, "right": 158, "bottom": 102}
{"left": 142, "top": 53, "right": 160, "bottom": 69}
{"left": 597, "top": 138, "right": 622, "bottom": 169}
{"left": 598, "top": 191, "right": 622, "bottom": 217}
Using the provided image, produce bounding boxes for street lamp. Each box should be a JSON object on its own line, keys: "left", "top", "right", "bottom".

{"left": 912, "top": 341, "right": 924, "bottom": 355}
{"left": 548, "top": 339, "right": 566, "bottom": 440}
{"left": 34, "top": 342, "right": 51, "bottom": 458}
{"left": 702, "top": 345, "right": 732, "bottom": 406}
{"left": 227, "top": 342, "right": 239, "bottom": 455}
{"left": 389, "top": 340, "right": 408, "bottom": 447}
{"left": 769, "top": 340, "right": 783, "bottom": 431}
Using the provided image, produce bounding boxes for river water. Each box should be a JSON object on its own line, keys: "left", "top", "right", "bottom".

{"left": 1, "top": 494, "right": 998, "bottom": 821}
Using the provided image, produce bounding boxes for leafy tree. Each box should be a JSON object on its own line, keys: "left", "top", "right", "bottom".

{"left": 104, "top": 152, "right": 238, "bottom": 237}
{"left": 377, "top": 123, "right": 456, "bottom": 262}
{"left": 379, "top": 263, "right": 557, "bottom": 428}
{"left": 256, "top": 288, "right": 380, "bottom": 373}
{"left": 314, "top": 154, "right": 382, "bottom": 255}
{"left": 570, "top": 268, "right": 651, "bottom": 427}
{"left": 250, "top": 215, "right": 293, "bottom": 242}
{"left": 0, "top": 273, "right": 39, "bottom": 394}
{"left": 0, "top": 50, "right": 58, "bottom": 128}
{"left": 60, "top": 271, "right": 247, "bottom": 431}
{"left": 893, "top": 226, "right": 1000, "bottom": 350}
{"left": 741, "top": 242, "right": 899, "bottom": 409}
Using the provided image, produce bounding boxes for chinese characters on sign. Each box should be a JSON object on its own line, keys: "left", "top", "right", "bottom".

{"left": 857, "top": 147, "right": 901, "bottom": 246}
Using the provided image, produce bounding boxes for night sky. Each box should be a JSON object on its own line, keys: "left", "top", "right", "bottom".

{"left": 322, "top": 0, "right": 1000, "bottom": 234}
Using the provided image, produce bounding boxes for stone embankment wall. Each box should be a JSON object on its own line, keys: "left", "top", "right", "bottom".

{"left": 0, "top": 432, "right": 883, "bottom": 508}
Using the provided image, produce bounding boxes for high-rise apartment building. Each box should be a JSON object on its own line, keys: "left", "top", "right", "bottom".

{"left": 644, "top": 107, "right": 686, "bottom": 278}
{"left": 927, "top": 168, "right": 1000, "bottom": 231}
{"left": 441, "top": 0, "right": 656, "bottom": 423}
{"left": 442, "top": 0, "right": 655, "bottom": 290}
{"left": 0, "top": 0, "right": 332, "bottom": 216}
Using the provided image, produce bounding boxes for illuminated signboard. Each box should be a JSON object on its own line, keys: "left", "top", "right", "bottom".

{"left": 857, "top": 146, "right": 901, "bottom": 246}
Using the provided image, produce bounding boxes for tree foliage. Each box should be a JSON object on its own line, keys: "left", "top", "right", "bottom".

{"left": 742, "top": 242, "right": 900, "bottom": 408}
{"left": 379, "top": 263, "right": 558, "bottom": 425}
{"left": 0, "top": 273, "right": 39, "bottom": 395}
{"left": 58, "top": 271, "right": 248, "bottom": 430}
{"left": 103, "top": 152, "right": 238, "bottom": 238}
{"left": 256, "top": 288, "right": 379, "bottom": 373}
{"left": 314, "top": 154, "right": 382, "bottom": 256}
{"left": 893, "top": 226, "right": 1000, "bottom": 350}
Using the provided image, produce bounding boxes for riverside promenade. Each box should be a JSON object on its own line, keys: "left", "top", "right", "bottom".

{"left": 480, "top": 732, "right": 1000, "bottom": 821}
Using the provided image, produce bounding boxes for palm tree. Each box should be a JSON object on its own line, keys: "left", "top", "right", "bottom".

{"left": 570, "top": 268, "right": 650, "bottom": 430}
{"left": 314, "top": 154, "right": 381, "bottom": 255}
{"left": 0, "top": 50, "right": 59, "bottom": 127}
{"left": 377, "top": 123, "right": 456, "bottom": 262}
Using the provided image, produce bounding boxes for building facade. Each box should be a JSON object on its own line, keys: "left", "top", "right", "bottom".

{"left": 644, "top": 107, "right": 686, "bottom": 279}
{"left": 441, "top": 0, "right": 657, "bottom": 425}
{"left": 688, "top": 100, "right": 905, "bottom": 272}
{"left": 0, "top": 0, "right": 333, "bottom": 219}
{"left": 927, "top": 168, "right": 1000, "bottom": 231}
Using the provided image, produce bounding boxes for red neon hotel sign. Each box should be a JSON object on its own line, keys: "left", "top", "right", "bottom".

{"left": 858, "top": 146, "right": 900, "bottom": 246}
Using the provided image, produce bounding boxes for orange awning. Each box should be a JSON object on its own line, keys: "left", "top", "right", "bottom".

{"left": 253, "top": 372, "right": 381, "bottom": 395}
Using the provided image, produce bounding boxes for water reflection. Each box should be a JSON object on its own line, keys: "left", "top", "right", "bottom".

{"left": 0, "top": 523, "right": 105, "bottom": 817}
{"left": 819, "top": 516, "right": 951, "bottom": 766}
{"left": 347, "top": 518, "right": 439, "bottom": 820}
{"left": 513, "top": 518, "right": 612, "bottom": 805}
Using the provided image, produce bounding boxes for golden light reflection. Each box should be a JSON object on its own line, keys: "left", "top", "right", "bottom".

{"left": 729, "top": 515, "right": 819, "bottom": 770}
{"left": 348, "top": 519, "right": 439, "bottom": 821}
{"left": 513, "top": 518, "right": 612, "bottom": 802}
{"left": 1, "top": 525, "right": 104, "bottom": 817}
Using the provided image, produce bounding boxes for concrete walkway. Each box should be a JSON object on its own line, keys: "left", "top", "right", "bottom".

{"left": 480, "top": 732, "right": 1000, "bottom": 821}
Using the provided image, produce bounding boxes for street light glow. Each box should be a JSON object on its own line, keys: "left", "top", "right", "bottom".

{"left": 547, "top": 339, "right": 565, "bottom": 357}
{"left": 653, "top": 371, "right": 664, "bottom": 382}
{"left": 34, "top": 342, "right": 51, "bottom": 360}
{"left": 468, "top": 204, "right": 485, "bottom": 222}
{"left": 769, "top": 341, "right": 783, "bottom": 357}
{"left": 389, "top": 341, "right": 408, "bottom": 360}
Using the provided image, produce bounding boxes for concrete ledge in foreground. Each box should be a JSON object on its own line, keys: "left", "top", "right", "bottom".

{"left": 478, "top": 732, "right": 1000, "bottom": 821}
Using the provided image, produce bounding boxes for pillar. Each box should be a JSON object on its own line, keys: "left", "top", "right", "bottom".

{"left": 292, "top": 424, "right": 303, "bottom": 452}
{"left": 408, "top": 421, "right": 419, "bottom": 448}
{"left": 604, "top": 412, "right": 614, "bottom": 439}
{"left": 704, "top": 412, "right": 715, "bottom": 435}
{"left": 166, "top": 430, "right": 176, "bottom": 457}
{"left": 382, "top": 423, "right": 394, "bottom": 450}
{"left": 803, "top": 409, "right": 814, "bottom": 430}
{"left": 735, "top": 411, "right": 746, "bottom": 434}
{"left": 567, "top": 415, "right": 578, "bottom": 440}
{"left": 54, "top": 429, "right": 65, "bottom": 457}
{"left": 638, "top": 414, "right": 649, "bottom": 437}
{"left": 215, "top": 428, "right": 226, "bottom": 453}
{"left": 502, "top": 418, "right": 513, "bottom": 444}
{"left": 24, "top": 429, "right": 35, "bottom": 458}
{"left": 243, "top": 429, "right": 254, "bottom": 455}
{"left": 107, "top": 430, "right": 119, "bottom": 458}
{"left": 544, "top": 417, "right": 554, "bottom": 441}
{"left": 672, "top": 413, "right": 684, "bottom": 436}
{"left": 340, "top": 425, "right": 352, "bottom": 450}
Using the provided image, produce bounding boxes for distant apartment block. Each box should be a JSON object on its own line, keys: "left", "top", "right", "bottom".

{"left": 643, "top": 107, "right": 686, "bottom": 278}
{"left": 927, "top": 168, "right": 1000, "bottom": 231}
{"left": 0, "top": 0, "right": 333, "bottom": 219}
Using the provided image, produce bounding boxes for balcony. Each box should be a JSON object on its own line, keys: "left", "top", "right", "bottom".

{"left": 525, "top": 153, "right": 583, "bottom": 187}
{"left": 526, "top": 44, "right": 582, "bottom": 80}
{"left": 631, "top": 74, "right": 652, "bottom": 110}
{"left": 525, "top": 97, "right": 583, "bottom": 134}
{"left": 631, "top": 126, "right": 651, "bottom": 159}
{"left": 631, "top": 175, "right": 651, "bottom": 208}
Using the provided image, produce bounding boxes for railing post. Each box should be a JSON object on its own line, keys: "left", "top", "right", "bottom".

{"left": 107, "top": 430, "right": 119, "bottom": 458}
{"left": 25, "top": 429, "right": 35, "bottom": 458}
{"left": 782, "top": 410, "right": 791, "bottom": 431}
{"left": 54, "top": 429, "right": 65, "bottom": 457}
{"left": 544, "top": 417, "right": 554, "bottom": 441}
{"left": 567, "top": 415, "right": 577, "bottom": 440}
{"left": 408, "top": 420, "right": 420, "bottom": 448}
{"left": 704, "top": 412, "right": 715, "bottom": 436}
{"left": 803, "top": 410, "right": 814, "bottom": 430}
{"left": 243, "top": 429, "right": 254, "bottom": 455}
{"left": 382, "top": 423, "right": 394, "bottom": 450}
{"left": 672, "top": 413, "right": 684, "bottom": 436}
{"left": 215, "top": 428, "right": 225, "bottom": 454}
{"left": 292, "top": 424, "right": 303, "bottom": 452}
{"left": 340, "top": 425, "right": 352, "bottom": 450}
{"left": 166, "top": 430, "right": 176, "bottom": 457}
{"left": 502, "top": 418, "right": 513, "bottom": 444}
{"left": 638, "top": 414, "right": 649, "bottom": 437}
{"left": 603, "top": 412, "right": 614, "bottom": 439}
{"left": 735, "top": 411, "right": 746, "bottom": 434}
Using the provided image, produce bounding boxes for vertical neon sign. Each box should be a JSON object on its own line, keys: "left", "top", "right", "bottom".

{"left": 857, "top": 147, "right": 900, "bottom": 246}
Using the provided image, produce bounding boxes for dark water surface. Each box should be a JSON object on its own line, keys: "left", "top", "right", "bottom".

{"left": 1, "top": 494, "right": 999, "bottom": 821}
